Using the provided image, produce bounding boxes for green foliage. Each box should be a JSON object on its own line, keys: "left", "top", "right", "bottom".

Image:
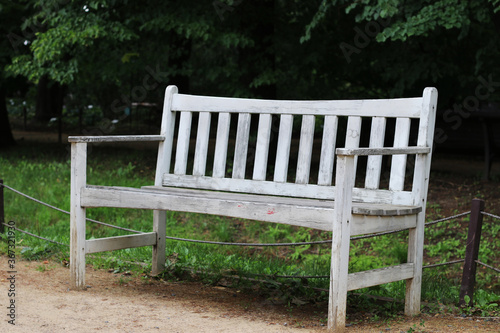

{"left": 461, "top": 290, "right": 500, "bottom": 317}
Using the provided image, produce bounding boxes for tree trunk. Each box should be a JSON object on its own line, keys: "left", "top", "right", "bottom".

{"left": 0, "top": 87, "right": 16, "bottom": 148}
{"left": 35, "top": 76, "right": 64, "bottom": 122}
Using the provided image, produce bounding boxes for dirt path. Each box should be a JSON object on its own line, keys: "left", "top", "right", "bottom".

{"left": 1, "top": 257, "right": 498, "bottom": 332}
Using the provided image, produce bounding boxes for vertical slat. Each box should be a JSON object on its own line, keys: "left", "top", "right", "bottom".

{"left": 389, "top": 118, "right": 411, "bottom": 191}
{"left": 213, "top": 113, "right": 231, "bottom": 178}
{"left": 153, "top": 85, "right": 177, "bottom": 275}
{"left": 174, "top": 111, "right": 193, "bottom": 175}
{"left": 273, "top": 114, "right": 294, "bottom": 182}
{"left": 193, "top": 112, "right": 211, "bottom": 176}
{"left": 296, "top": 115, "right": 315, "bottom": 184}
{"left": 155, "top": 85, "right": 177, "bottom": 184}
{"left": 70, "top": 142, "right": 87, "bottom": 289}
{"left": 232, "top": 113, "right": 251, "bottom": 179}
{"left": 344, "top": 116, "right": 362, "bottom": 183}
{"left": 252, "top": 113, "right": 272, "bottom": 181}
{"left": 318, "top": 116, "right": 338, "bottom": 186}
{"left": 365, "top": 117, "right": 387, "bottom": 189}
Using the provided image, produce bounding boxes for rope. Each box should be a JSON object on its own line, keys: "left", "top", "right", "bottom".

{"left": 1, "top": 183, "right": 71, "bottom": 215}
{"left": 481, "top": 211, "right": 500, "bottom": 221}
{"left": 1, "top": 222, "right": 68, "bottom": 247}
{"left": 423, "top": 259, "right": 464, "bottom": 269}
{"left": 425, "top": 211, "right": 471, "bottom": 226}
{"left": 249, "top": 272, "right": 330, "bottom": 279}
{"left": 86, "top": 218, "right": 144, "bottom": 234}
{"left": 351, "top": 228, "right": 405, "bottom": 240}
{"left": 164, "top": 235, "right": 332, "bottom": 246}
{"left": 0, "top": 183, "right": 143, "bottom": 234}
{"left": 475, "top": 260, "right": 500, "bottom": 273}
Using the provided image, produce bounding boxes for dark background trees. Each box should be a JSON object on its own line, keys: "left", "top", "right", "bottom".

{"left": 1, "top": 0, "right": 499, "bottom": 150}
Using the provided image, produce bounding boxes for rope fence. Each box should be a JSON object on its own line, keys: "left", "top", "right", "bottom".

{"left": 1, "top": 182, "right": 498, "bottom": 295}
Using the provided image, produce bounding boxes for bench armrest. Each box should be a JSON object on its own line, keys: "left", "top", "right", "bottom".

{"left": 68, "top": 135, "right": 165, "bottom": 143}
{"left": 336, "top": 147, "right": 430, "bottom": 156}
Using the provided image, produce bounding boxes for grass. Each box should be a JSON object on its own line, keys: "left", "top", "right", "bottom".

{"left": 0, "top": 141, "right": 499, "bottom": 318}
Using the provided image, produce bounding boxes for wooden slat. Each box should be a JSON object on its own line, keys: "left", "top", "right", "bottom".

{"left": 252, "top": 113, "right": 272, "bottom": 181}
{"left": 350, "top": 214, "right": 417, "bottom": 235}
{"left": 161, "top": 174, "right": 414, "bottom": 204}
{"left": 212, "top": 113, "right": 231, "bottom": 178}
{"left": 345, "top": 116, "right": 362, "bottom": 149}
{"left": 365, "top": 117, "right": 387, "bottom": 189}
{"left": 155, "top": 85, "right": 178, "bottom": 185}
{"left": 174, "top": 111, "right": 193, "bottom": 175}
{"left": 81, "top": 186, "right": 418, "bottom": 234}
{"left": 343, "top": 116, "right": 362, "bottom": 185}
{"left": 82, "top": 186, "right": 334, "bottom": 230}
{"left": 296, "top": 115, "right": 315, "bottom": 184}
{"left": 274, "top": 114, "right": 293, "bottom": 182}
{"left": 336, "top": 147, "right": 430, "bottom": 156}
{"left": 232, "top": 113, "right": 251, "bottom": 179}
{"left": 193, "top": 112, "right": 211, "bottom": 176}
{"left": 389, "top": 118, "right": 411, "bottom": 191}
{"left": 86, "top": 232, "right": 157, "bottom": 254}
{"left": 172, "top": 93, "right": 424, "bottom": 118}
{"left": 318, "top": 116, "right": 338, "bottom": 186}
{"left": 347, "top": 263, "right": 415, "bottom": 291}
{"left": 68, "top": 135, "right": 165, "bottom": 143}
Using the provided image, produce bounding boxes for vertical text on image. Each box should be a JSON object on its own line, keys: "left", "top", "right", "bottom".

{"left": 6, "top": 220, "right": 17, "bottom": 325}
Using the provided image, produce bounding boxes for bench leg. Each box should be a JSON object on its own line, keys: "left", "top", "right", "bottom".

{"left": 405, "top": 214, "right": 425, "bottom": 315}
{"left": 328, "top": 155, "right": 354, "bottom": 331}
{"left": 70, "top": 205, "right": 86, "bottom": 289}
{"left": 152, "top": 210, "right": 166, "bottom": 275}
{"left": 70, "top": 142, "right": 87, "bottom": 290}
{"left": 328, "top": 229, "right": 350, "bottom": 331}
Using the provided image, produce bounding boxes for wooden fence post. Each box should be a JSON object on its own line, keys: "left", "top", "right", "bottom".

{"left": 0, "top": 179, "right": 4, "bottom": 234}
{"left": 459, "top": 198, "right": 485, "bottom": 307}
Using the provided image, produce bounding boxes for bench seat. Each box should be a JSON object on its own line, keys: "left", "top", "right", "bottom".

{"left": 82, "top": 185, "right": 420, "bottom": 235}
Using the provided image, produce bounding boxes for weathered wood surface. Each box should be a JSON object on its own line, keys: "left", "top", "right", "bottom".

{"left": 86, "top": 232, "right": 156, "bottom": 254}
{"left": 347, "top": 263, "right": 415, "bottom": 291}
{"left": 80, "top": 185, "right": 419, "bottom": 234}
{"left": 161, "top": 174, "right": 414, "bottom": 204}
{"left": 70, "top": 142, "right": 87, "bottom": 290}
{"left": 336, "top": 147, "right": 431, "bottom": 156}
{"left": 171, "top": 93, "right": 424, "bottom": 117}
{"left": 252, "top": 114, "right": 272, "bottom": 181}
{"left": 68, "top": 135, "right": 165, "bottom": 143}
{"left": 152, "top": 85, "right": 177, "bottom": 275}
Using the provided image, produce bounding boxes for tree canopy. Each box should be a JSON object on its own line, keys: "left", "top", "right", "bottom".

{"left": 1, "top": 0, "right": 499, "bottom": 147}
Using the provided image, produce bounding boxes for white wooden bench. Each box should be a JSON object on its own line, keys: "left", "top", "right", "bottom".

{"left": 69, "top": 86, "right": 438, "bottom": 331}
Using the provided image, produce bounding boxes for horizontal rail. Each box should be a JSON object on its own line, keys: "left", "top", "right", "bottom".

{"left": 172, "top": 93, "right": 424, "bottom": 118}
{"left": 347, "top": 263, "right": 414, "bottom": 291}
{"left": 86, "top": 232, "right": 157, "bottom": 254}
{"left": 336, "top": 147, "right": 431, "bottom": 156}
{"left": 68, "top": 135, "right": 165, "bottom": 143}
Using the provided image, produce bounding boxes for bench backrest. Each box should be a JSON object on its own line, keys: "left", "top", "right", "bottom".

{"left": 154, "top": 86, "right": 438, "bottom": 206}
